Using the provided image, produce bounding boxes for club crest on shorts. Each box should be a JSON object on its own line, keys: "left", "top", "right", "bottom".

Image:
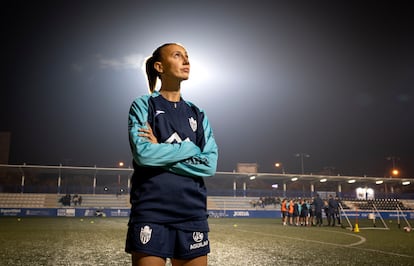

{"left": 140, "top": 225, "right": 152, "bottom": 245}
{"left": 189, "top": 117, "right": 197, "bottom": 132}
{"left": 192, "top": 232, "right": 204, "bottom": 243}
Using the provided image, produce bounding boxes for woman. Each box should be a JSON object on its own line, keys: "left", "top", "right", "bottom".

{"left": 125, "top": 43, "right": 218, "bottom": 266}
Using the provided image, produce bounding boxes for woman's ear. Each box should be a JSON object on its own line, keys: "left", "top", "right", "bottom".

{"left": 154, "top": 61, "right": 163, "bottom": 74}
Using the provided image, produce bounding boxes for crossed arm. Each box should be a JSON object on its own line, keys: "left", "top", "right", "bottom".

{"left": 128, "top": 98, "right": 218, "bottom": 177}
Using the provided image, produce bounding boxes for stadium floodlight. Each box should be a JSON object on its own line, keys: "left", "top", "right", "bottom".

{"left": 274, "top": 162, "right": 285, "bottom": 174}
{"left": 386, "top": 156, "right": 400, "bottom": 177}
{"left": 392, "top": 169, "right": 400, "bottom": 177}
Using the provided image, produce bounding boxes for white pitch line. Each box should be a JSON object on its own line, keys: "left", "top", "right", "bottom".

{"left": 317, "top": 229, "right": 366, "bottom": 247}
{"left": 235, "top": 228, "right": 413, "bottom": 258}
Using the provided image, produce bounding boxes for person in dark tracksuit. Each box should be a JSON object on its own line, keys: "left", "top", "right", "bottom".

{"left": 313, "top": 194, "right": 324, "bottom": 226}
{"left": 334, "top": 195, "right": 341, "bottom": 225}
{"left": 293, "top": 199, "right": 300, "bottom": 226}
{"left": 328, "top": 194, "right": 339, "bottom": 226}
{"left": 300, "top": 199, "right": 308, "bottom": 226}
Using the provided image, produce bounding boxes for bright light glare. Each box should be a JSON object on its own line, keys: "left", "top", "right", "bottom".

{"left": 356, "top": 187, "right": 375, "bottom": 199}
{"left": 348, "top": 179, "right": 356, "bottom": 184}
{"left": 291, "top": 177, "right": 298, "bottom": 181}
{"left": 320, "top": 178, "right": 327, "bottom": 183}
{"left": 402, "top": 181, "right": 410, "bottom": 186}
{"left": 392, "top": 169, "right": 399, "bottom": 176}
{"left": 184, "top": 57, "right": 211, "bottom": 89}
{"left": 249, "top": 176, "right": 256, "bottom": 180}
{"left": 375, "top": 180, "right": 383, "bottom": 185}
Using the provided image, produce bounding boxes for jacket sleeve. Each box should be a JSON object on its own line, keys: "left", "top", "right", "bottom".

{"left": 129, "top": 96, "right": 201, "bottom": 167}
{"left": 165, "top": 112, "right": 218, "bottom": 177}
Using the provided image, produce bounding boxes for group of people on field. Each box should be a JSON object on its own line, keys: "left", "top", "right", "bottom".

{"left": 280, "top": 194, "right": 341, "bottom": 227}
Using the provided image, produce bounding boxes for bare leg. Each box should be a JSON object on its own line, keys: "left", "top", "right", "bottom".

{"left": 131, "top": 252, "right": 166, "bottom": 266}
{"left": 172, "top": 255, "right": 207, "bottom": 266}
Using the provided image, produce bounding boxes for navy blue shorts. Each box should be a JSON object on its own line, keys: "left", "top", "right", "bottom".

{"left": 125, "top": 222, "right": 210, "bottom": 260}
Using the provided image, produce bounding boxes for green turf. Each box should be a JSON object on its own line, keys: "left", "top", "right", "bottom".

{"left": 0, "top": 217, "right": 413, "bottom": 265}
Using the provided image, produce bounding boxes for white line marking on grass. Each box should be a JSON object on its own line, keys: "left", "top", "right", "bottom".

{"left": 235, "top": 229, "right": 413, "bottom": 258}
{"left": 317, "top": 229, "right": 366, "bottom": 247}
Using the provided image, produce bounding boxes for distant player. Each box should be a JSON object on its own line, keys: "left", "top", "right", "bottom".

{"left": 313, "top": 194, "right": 324, "bottom": 226}
{"left": 281, "top": 198, "right": 288, "bottom": 225}
{"left": 328, "top": 194, "right": 339, "bottom": 226}
{"left": 300, "top": 199, "right": 309, "bottom": 226}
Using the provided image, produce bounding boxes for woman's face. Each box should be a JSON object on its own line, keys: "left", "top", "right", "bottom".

{"left": 158, "top": 44, "right": 190, "bottom": 81}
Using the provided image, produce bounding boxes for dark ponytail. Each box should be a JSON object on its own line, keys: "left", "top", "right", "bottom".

{"left": 145, "top": 56, "right": 158, "bottom": 93}
{"left": 145, "top": 43, "right": 176, "bottom": 93}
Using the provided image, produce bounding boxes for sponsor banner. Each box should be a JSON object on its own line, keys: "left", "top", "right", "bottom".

{"left": 209, "top": 210, "right": 278, "bottom": 218}
{"left": 0, "top": 208, "right": 22, "bottom": 216}
{"left": 233, "top": 211, "right": 250, "bottom": 217}
{"left": 208, "top": 211, "right": 229, "bottom": 218}
{"left": 82, "top": 209, "right": 98, "bottom": 217}
{"left": 342, "top": 211, "right": 410, "bottom": 220}
{"left": 0, "top": 208, "right": 130, "bottom": 217}
{"left": 76, "top": 208, "right": 130, "bottom": 217}
{"left": 110, "top": 209, "right": 129, "bottom": 217}
{"left": 25, "top": 209, "right": 55, "bottom": 216}
{"left": 57, "top": 208, "right": 75, "bottom": 217}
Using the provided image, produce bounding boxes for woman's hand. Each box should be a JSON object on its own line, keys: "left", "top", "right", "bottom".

{"left": 138, "top": 123, "right": 158, "bottom": 144}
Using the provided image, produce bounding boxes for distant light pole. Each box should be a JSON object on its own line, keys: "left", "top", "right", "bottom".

{"left": 295, "top": 153, "right": 310, "bottom": 174}
{"left": 118, "top": 161, "right": 124, "bottom": 195}
{"left": 274, "top": 162, "right": 285, "bottom": 174}
{"left": 386, "top": 156, "right": 400, "bottom": 177}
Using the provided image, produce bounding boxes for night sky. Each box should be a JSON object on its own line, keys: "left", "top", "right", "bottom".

{"left": 2, "top": 1, "right": 413, "bottom": 177}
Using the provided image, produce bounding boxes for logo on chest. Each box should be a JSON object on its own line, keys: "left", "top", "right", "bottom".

{"left": 163, "top": 116, "right": 197, "bottom": 144}
{"left": 189, "top": 117, "right": 197, "bottom": 132}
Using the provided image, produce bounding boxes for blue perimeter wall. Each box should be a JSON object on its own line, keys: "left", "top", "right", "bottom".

{"left": 1, "top": 208, "right": 414, "bottom": 220}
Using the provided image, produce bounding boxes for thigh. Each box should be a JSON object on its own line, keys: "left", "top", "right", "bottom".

{"left": 172, "top": 255, "right": 207, "bottom": 266}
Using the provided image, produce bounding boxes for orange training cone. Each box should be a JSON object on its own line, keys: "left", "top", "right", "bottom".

{"left": 354, "top": 223, "right": 360, "bottom": 233}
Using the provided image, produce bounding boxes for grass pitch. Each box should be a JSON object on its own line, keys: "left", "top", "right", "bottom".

{"left": 0, "top": 217, "right": 413, "bottom": 265}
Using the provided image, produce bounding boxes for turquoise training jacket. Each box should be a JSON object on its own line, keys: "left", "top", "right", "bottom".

{"left": 128, "top": 91, "right": 218, "bottom": 226}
